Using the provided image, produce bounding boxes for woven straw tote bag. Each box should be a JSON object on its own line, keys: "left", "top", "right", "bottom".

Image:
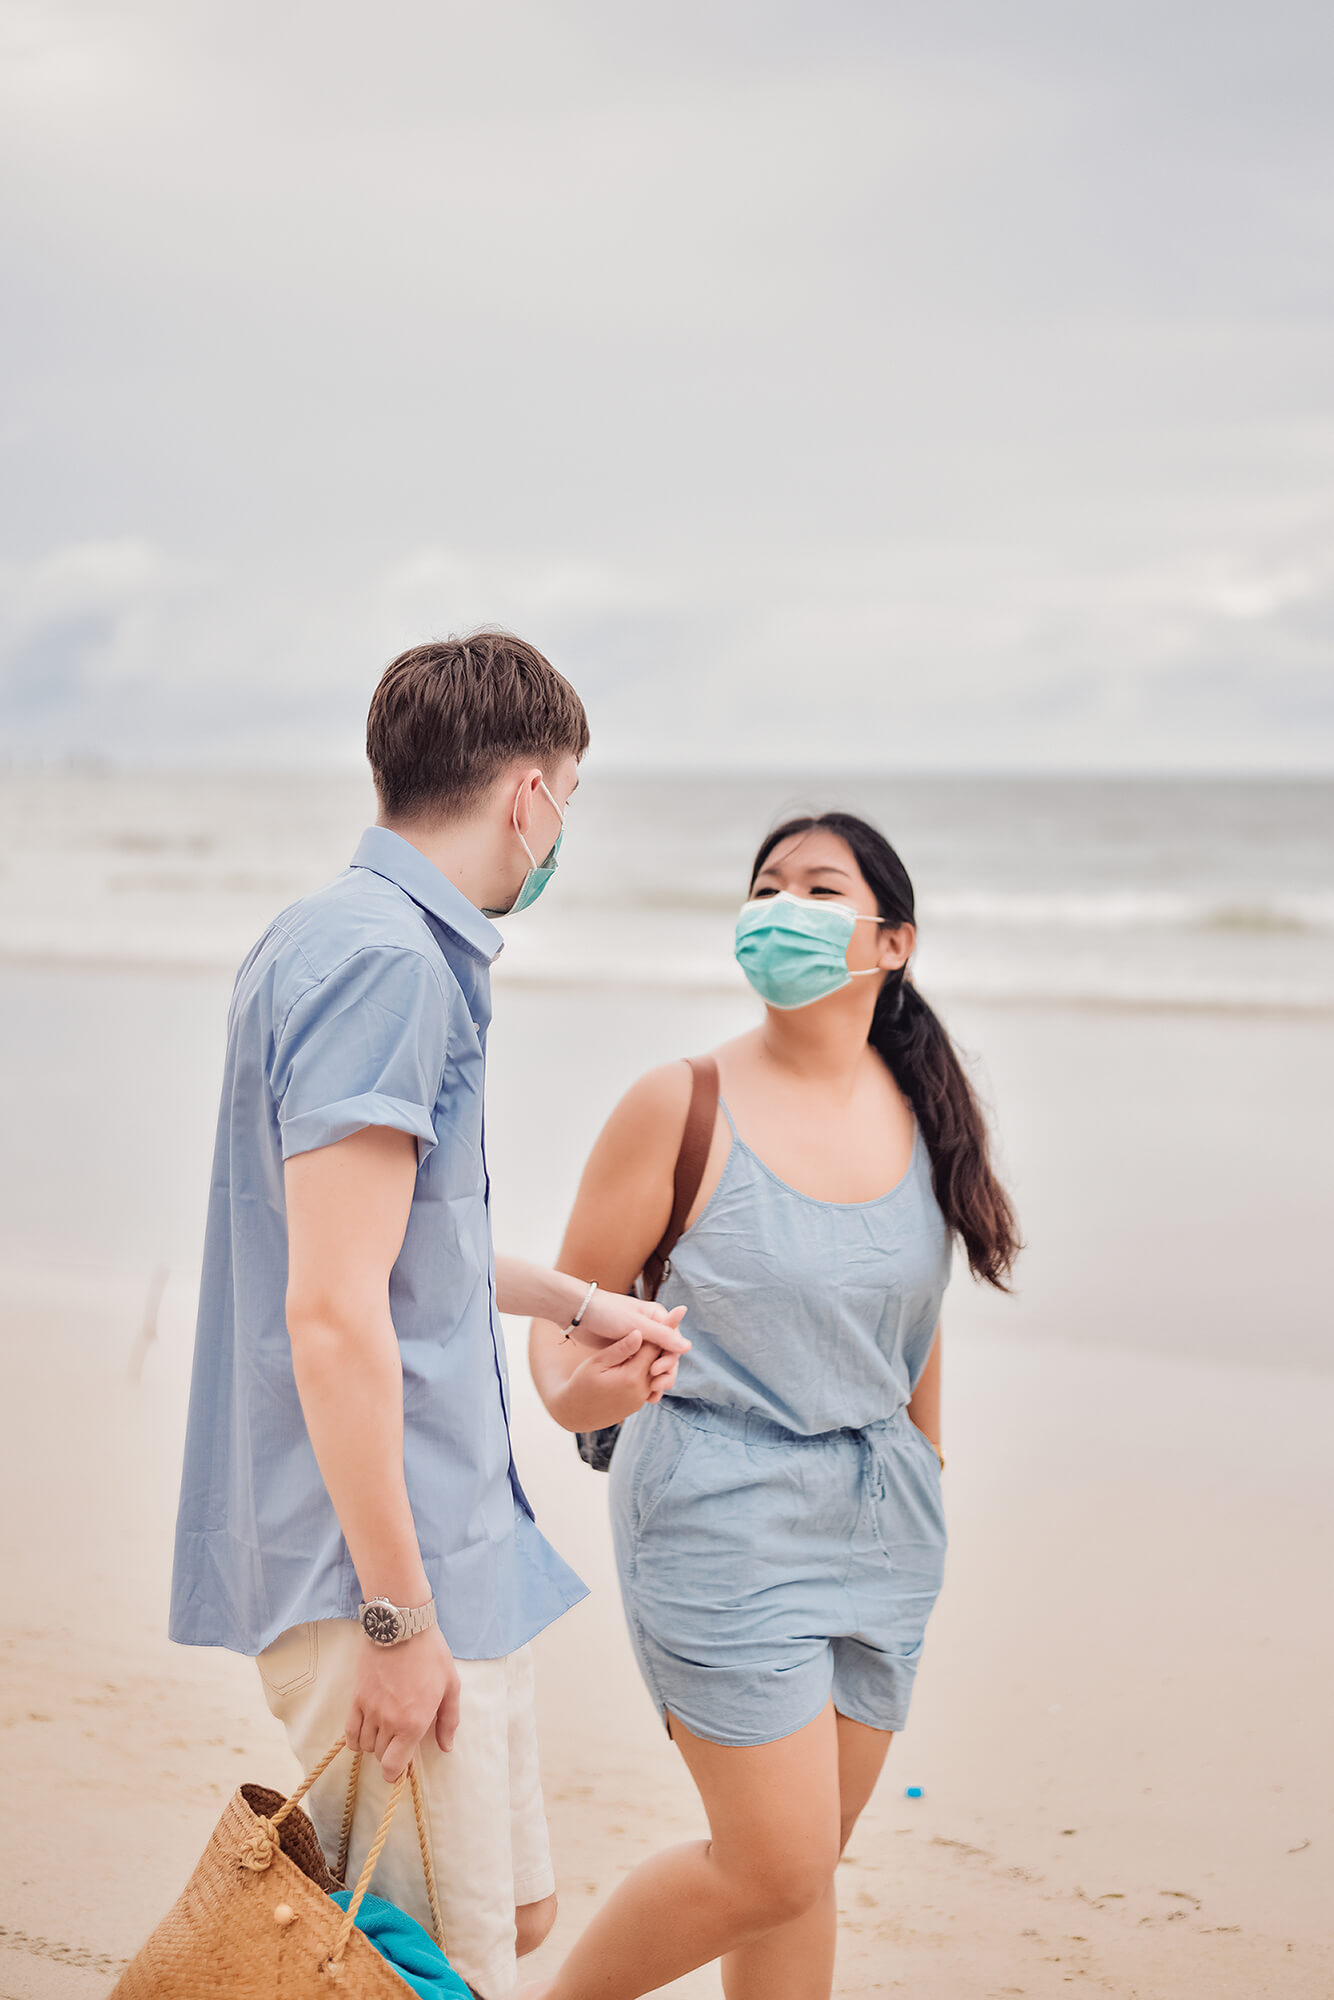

{"left": 110, "top": 1737, "right": 448, "bottom": 1998}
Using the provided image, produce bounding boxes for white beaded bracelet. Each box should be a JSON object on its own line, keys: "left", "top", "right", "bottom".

{"left": 561, "top": 1280, "right": 598, "bottom": 1340}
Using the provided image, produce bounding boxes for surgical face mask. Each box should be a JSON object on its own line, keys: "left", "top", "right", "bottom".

{"left": 484, "top": 780, "right": 565, "bottom": 918}
{"left": 734, "top": 890, "right": 884, "bottom": 1010}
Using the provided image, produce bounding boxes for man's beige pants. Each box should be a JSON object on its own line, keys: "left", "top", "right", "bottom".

{"left": 258, "top": 1620, "right": 554, "bottom": 1998}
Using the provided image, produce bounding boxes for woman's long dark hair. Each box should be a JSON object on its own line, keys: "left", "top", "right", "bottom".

{"left": 750, "top": 812, "right": 1020, "bottom": 1290}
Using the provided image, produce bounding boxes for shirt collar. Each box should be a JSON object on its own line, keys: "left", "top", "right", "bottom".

{"left": 350, "top": 827, "right": 504, "bottom": 965}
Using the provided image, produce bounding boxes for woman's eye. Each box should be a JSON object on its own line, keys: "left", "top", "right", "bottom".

{"left": 751, "top": 886, "right": 778, "bottom": 898}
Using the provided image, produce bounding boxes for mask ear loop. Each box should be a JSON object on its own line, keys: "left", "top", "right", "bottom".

{"left": 538, "top": 777, "right": 566, "bottom": 821}
{"left": 848, "top": 911, "right": 890, "bottom": 976}
{"left": 515, "top": 777, "right": 565, "bottom": 869}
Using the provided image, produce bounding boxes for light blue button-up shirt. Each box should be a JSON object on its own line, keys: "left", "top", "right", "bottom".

{"left": 170, "top": 827, "right": 586, "bottom": 1658}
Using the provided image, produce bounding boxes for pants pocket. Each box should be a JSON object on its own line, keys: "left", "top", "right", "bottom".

{"left": 633, "top": 1411, "right": 694, "bottom": 1538}
{"left": 257, "top": 1621, "right": 319, "bottom": 1699}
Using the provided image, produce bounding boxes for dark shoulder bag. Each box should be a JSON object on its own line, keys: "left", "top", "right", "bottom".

{"left": 575, "top": 1054, "right": 719, "bottom": 1472}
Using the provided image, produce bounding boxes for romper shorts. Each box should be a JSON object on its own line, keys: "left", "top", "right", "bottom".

{"left": 610, "top": 1395, "right": 947, "bottom": 1748}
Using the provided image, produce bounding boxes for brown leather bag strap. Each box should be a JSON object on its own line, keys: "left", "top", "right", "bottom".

{"left": 641, "top": 1055, "right": 719, "bottom": 1301}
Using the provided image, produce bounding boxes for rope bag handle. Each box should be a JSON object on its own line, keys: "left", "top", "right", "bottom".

{"left": 266, "top": 1736, "right": 446, "bottom": 1974}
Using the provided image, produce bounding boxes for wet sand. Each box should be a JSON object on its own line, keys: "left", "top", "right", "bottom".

{"left": 1, "top": 975, "right": 1331, "bottom": 1996}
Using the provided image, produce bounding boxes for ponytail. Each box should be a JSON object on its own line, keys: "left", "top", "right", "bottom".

{"left": 751, "top": 811, "right": 1021, "bottom": 1290}
{"left": 870, "top": 972, "right": 1019, "bottom": 1289}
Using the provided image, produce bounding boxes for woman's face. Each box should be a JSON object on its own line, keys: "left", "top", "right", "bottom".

{"left": 749, "top": 828, "right": 915, "bottom": 976}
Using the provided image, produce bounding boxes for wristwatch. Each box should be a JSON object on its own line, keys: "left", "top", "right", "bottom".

{"left": 358, "top": 1595, "right": 438, "bottom": 1647}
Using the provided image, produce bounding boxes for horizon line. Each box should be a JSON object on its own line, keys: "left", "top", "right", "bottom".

{"left": 2, "top": 756, "right": 1333, "bottom": 785}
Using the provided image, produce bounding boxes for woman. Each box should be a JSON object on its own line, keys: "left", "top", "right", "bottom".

{"left": 527, "top": 812, "right": 1019, "bottom": 2000}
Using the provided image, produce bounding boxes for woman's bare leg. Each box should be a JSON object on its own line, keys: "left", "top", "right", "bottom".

{"left": 527, "top": 1703, "right": 843, "bottom": 2000}
{"left": 719, "top": 1713, "right": 894, "bottom": 2000}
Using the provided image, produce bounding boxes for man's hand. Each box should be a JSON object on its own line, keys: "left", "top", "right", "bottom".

{"left": 346, "top": 1626, "right": 462, "bottom": 1782}
{"left": 550, "top": 1328, "right": 682, "bottom": 1434}
{"left": 570, "top": 1291, "right": 689, "bottom": 1357}
{"left": 496, "top": 1255, "right": 689, "bottom": 1357}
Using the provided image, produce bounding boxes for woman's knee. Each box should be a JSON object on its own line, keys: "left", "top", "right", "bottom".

{"left": 760, "top": 1866, "right": 829, "bottom": 1928}
{"left": 514, "top": 1892, "right": 557, "bottom": 1956}
{"left": 723, "top": 1843, "right": 834, "bottom": 1929}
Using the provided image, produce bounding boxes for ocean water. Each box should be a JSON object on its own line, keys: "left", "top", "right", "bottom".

{"left": 1, "top": 767, "right": 1331, "bottom": 1373}
{"left": 1, "top": 767, "right": 1332, "bottom": 1012}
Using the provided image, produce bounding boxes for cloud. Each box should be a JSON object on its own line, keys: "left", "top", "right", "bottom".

{"left": 1, "top": 2, "right": 1332, "bottom": 768}
{"left": 0, "top": 540, "right": 171, "bottom": 737}
{"left": 379, "top": 549, "right": 652, "bottom": 639}
{"left": 0, "top": 539, "right": 363, "bottom": 762}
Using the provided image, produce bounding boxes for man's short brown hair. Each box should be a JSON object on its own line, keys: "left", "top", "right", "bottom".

{"left": 367, "top": 631, "right": 590, "bottom": 821}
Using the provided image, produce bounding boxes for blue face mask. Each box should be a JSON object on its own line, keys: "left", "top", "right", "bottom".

{"left": 734, "top": 890, "right": 884, "bottom": 1010}
{"left": 484, "top": 780, "right": 565, "bottom": 918}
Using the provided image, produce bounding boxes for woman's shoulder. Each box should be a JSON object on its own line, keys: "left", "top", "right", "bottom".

{"left": 605, "top": 1039, "right": 735, "bottom": 1145}
{"left": 611, "top": 1058, "right": 696, "bottom": 1133}
{"left": 577, "top": 1061, "right": 698, "bottom": 1194}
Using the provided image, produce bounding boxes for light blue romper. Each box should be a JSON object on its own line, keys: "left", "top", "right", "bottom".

{"left": 609, "top": 1098, "right": 952, "bottom": 1747}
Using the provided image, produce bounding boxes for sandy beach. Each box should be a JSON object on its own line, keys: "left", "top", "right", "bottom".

{"left": 6, "top": 0, "right": 1334, "bottom": 1977}
{"left": 1, "top": 967, "right": 1331, "bottom": 1999}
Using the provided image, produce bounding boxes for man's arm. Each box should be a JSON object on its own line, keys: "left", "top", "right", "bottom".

{"left": 496, "top": 1252, "right": 687, "bottom": 1358}
{"left": 501, "top": 1249, "right": 688, "bottom": 1425}
{"left": 284, "top": 1123, "right": 460, "bottom": 1782}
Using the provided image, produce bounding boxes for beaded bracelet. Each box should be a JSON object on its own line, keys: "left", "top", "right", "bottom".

{"left": 560, "top": 1280, "right": 599, "bottom": 1341}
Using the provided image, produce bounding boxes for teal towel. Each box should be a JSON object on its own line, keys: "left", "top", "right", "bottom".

{"left": 328, "top": 1889, "right": 472, "bottom": 2000}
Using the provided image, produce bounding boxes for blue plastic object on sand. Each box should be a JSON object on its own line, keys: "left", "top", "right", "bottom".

{"left": 905, "top": 1785, "right": 924, "bottom": 1799}
{"left": 328, "top": 1890, "right": 471, "bottom": 2000}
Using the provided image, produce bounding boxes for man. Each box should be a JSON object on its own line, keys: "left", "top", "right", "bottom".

{"left": 170, "top": 633, "right": 687, "bottom": 1998}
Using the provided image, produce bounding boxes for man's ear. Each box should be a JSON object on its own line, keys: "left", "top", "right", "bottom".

{"left": 508, "top": 766, "right": 545, "bottom": 835}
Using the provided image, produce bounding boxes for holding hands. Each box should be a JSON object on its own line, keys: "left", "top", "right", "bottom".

{"left": 551, "top": 1305, "right": 688, "bottom": 1431}
{"left": 497, "top": 1255, "right": 689, "bottom": 1434}
{"left": 566, "top": 1283, "right": 688, "bottom": 1354}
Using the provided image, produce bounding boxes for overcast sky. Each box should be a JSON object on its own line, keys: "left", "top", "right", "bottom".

{"left": 2, "top": 0, "right": 1333, "bottom": 771}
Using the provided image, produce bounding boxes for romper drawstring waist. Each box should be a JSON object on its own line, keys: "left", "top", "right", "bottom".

{"left": 660, "top": 1393, "right": 912, "bottom": 1451}
{"left": 660, "top": 1394, "right": 915, "bottom": 1508}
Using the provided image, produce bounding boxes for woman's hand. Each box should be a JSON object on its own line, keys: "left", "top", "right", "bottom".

{"left": 548, "top": 1328, "right": 682, "bottom": 1433}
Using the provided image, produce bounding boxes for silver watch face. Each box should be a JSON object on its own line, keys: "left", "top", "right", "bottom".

{"left": 362, "top": 1601, "right": 406, "bottom": 1646}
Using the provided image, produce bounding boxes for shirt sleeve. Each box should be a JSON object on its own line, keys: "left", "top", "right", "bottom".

{"left": 270, "top": 946, "right": 450, "bottom": 1162}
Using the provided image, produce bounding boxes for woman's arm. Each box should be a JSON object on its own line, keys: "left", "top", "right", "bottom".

{"left": 907, "top": 1324, "right": 943, "bottom": 1464}
{"left": 529, "top": 1061, "right": 695, "bottom": 1432}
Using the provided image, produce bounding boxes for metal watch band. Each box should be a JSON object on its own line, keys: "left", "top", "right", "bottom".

{"left": 358, "top": 1595, "right": 438, "bottom": 1646}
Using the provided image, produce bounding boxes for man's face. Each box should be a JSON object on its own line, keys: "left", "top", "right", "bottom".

{"left": 535, "top": 752, "right": 581, "bottom": 854}
{"left": 489, "top": 751, "right": 580, "bottom": 916}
